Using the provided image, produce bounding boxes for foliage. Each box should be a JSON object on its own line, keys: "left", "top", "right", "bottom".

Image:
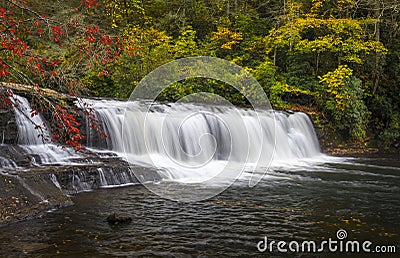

{"left": 266, "top": 0, "right": 387, "bottom": 77}
{"left": 1, "top": 0, "right": 400, "bottom": 151}
{"left": 157, "top": 78, "right": 249, "bottom": 106}
{"left": 319, "top": 66, "right": 369, "bottom": 140}
{"left": 173, "top": 27, "right": 201, "bottom": 58}
{"left": 0, "top": 0, "right": 132, "bottom": 150}
{"left": 379, "top": 113, "right": 400, "bottom": 151}
{"left": 211, "top": 27, "right": 243, "bottom": 51}
{"left": 103, "top": 0, "right": 144, "bottom": 29}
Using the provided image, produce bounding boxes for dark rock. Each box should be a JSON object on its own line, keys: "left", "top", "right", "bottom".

{"left": 0, "top": 145, "right": 41, "bottom": 167}
{"left": 0, "top": 158, "right": 162, "bottom": 226}
{"left": 106, "top": 213, "right": 132, "bottom": 224}
{"left": 0, "top": 106, "right": 18, "bottom": 144}
{"left": 0, "top": 172, "right": 73, "bottom": 225}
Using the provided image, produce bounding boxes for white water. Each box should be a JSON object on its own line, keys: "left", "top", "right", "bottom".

{"left": 97, "top": 167, "right": 139, "bottom": 188}
{"left": 11, "top": 94, "right": 81, "bottom": 165}
{"left": 13, "top": 94, "right": 51, "bottom": 145}
{"left": 4, "top": 94, "right": 326, "bottom": 187}
{"left": 0, "top": 156, "right": 17, "bottom": 168}
{"left": 85, "top": 99, "right": 323, "bottom": 183}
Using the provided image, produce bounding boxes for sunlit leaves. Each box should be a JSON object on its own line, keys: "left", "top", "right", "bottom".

{"left": 211, "top": 27, "right": 243, "bottom": 50}
{"left": 319, "top": 66, "right": 369, "bottom": 140}
{"left": 173, "top": 27, "right": 199, "bottom": 58}
{"left": 103, "top": 0, "right": 144, "bottom": 29}
{"left": 267, "top": 16, "right": 387, "bottom": 65}
{"left": 319, "top": 65, "right": 353, "bottom": 110}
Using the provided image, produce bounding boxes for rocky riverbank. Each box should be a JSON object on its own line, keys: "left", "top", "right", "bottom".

{"left": 0, "top": 170, "right": 72, "bottom": 226}
{"left": 0, "top": 146, "right": 161, "bottom": 226}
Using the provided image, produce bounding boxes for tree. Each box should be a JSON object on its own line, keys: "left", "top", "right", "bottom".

{"left": 266, "top": 0, "right": 387, "bottom": 76}
{"left": 264, "top": 0, "right": 388, "bottom": 140}
{"left": 0, "top": 0, "right": 134, "bottom": 150}
{"left": 319, "top": 65, "right": 370, "bottom": 140}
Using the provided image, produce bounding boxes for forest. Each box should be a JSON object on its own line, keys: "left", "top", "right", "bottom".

{"left": 1, "top": 0, "right": 399, "bottom": 153}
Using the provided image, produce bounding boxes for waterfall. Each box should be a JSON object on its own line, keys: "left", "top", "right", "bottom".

{"left": 12, "top": 94, "right": 51, "bottom": 145}
{"left": 4, "top": 94, "right": 323, "bottom": 187}
{"left": 86, "top": 99, "right": 320, "bottom": 159}
{"left": 10, "top": 94, "right": 80, "bottom": 165}
{"left": 84, "top": 99, "right": 322, "bottom": 182}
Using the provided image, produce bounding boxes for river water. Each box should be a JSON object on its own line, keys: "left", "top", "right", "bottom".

{"left": 0, "top": 157, "right": 398, "bottom": 257}
{"left": 0, "top": 95, "right": 399, "bottom": 256}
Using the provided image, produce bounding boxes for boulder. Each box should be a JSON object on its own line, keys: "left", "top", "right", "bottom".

{"left": 106, "top": 213, "right": 132, "bottom": 224}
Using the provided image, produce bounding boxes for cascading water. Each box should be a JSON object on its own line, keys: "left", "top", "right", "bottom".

{"left": 2, "top": 94, "right": 159, "bottom": 192}
{"left": 13, "top": 94, "right": 50, "bottom": 145}
{"left": 0, "top": 156, "right": 17, "bottom": 168}
{"left": 88, "top": 100, "right": 321, "bottom": 157}
{"left": 2, "top": 94, "right": 324, "bottom": 190}
{"left": 84, "top": 99, "right": 323, "bottom": 183}
{"left": 10, "top": 94, "right": 79, "bottom": 165}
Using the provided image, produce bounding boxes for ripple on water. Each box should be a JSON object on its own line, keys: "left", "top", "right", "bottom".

{"left": 0, "top": 158, "right": 399, "bottom": 256}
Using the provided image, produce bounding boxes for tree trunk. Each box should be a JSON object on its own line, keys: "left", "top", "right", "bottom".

{"left": 372, "top": 0, "right": 382, "bottom": 95}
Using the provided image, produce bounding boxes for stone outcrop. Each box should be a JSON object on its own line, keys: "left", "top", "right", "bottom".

{"left": 0, "top": 157, "right": 161, "bottom": 226}
{"left": 0, "top": 105, "right": 18, "bottom": 144}
{"left": 0, "top": 171, "right": 73, "bottom": 225}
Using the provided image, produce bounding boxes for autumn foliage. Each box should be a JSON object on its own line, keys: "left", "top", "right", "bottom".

{"left": 0, "top": 0, "right": 136, "bottom": 151}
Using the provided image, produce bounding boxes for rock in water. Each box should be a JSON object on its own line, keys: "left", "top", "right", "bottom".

{"left": 106, "top": 213, "right": 132, "bottom": 224}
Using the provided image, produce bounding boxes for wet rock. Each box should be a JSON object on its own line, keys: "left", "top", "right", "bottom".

{"left": 0, "top": 145, "right": 33, "bottom": 167}
{"left": 106, "top": 213, "right": 132, "bottom": 224}
{"left": 0, "top": 107, "right": 17, "bottom": 144}
{"left": 0, "top": 173, "right": 72, "bottom": 225}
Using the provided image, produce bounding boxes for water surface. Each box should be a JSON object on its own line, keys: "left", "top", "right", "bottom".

{"left": 0, "top": 157, "right": 398, "bottom": 257}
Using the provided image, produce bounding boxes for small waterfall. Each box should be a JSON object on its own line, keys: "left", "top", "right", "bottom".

{"left": 12, "top": 94, "right": 51, "bottom": 145}
{"left": 9, "top": 94, "right": 82, "bottom": 165}
{"left": 97, "top": 167, "right": 139, "bottom": 187}
{"left": 48, "top": 166, "right": 160, "bottom": 194}
{"left": 0, "top": 156, "right": 17, "bottom": 168}
{"left": 71, "top": 170, "right": 93, "bottom": 192}
{"left": 50, "top": 173, "right": 62, "bottom": 190}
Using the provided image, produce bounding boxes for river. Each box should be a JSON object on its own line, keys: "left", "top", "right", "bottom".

{"left": 0, "top": 157, "right": 398, "bottom": 256}
{"left": 0, "top": 96, "right": 399, "bottom": 256}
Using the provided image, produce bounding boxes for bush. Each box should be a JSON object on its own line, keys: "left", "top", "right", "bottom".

{"left": 379, "top": 113, "right": 400, "bottom": 151}
{"left": 319, "top": 66, "right": 370, "bottom": 141}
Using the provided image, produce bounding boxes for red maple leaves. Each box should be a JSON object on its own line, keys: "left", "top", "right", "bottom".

{"left": 52, "top": 104, "right": 85, "bottom": 151}
{"left": 0, "top": 1, "right": 133, "bottom": 151}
